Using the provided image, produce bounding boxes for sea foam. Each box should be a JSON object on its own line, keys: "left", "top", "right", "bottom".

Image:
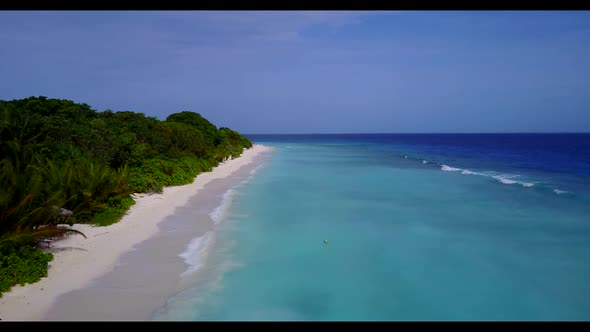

{"left": 209, "top": 189, "right": 236, "bottom": 225}
{"left": 250, "top": 164, "right": 263, "bottom": 175}
{"left": 441, "top": 165, "right": 462, "bottom": 172}
{"left": 439, "top": 164, "right": 536, "bottom": 188}
{"left": 493, "top": 175, "right": 518, "bottom": 185}
{"left": 179, "top": 231, "right": 214, "bottom": 277}
{"left": 492, "top": 175, "right": 534, "bottom": 187}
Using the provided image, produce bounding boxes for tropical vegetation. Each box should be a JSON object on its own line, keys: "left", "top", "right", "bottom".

{"left": 0, "top": 96, "right": 252, "bottom": 296}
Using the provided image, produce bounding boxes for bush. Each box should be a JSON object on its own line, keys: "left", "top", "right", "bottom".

{"left": 1, "top": 96, "right": 254, "bottom": 292}
{"left": 92, "top": 196, "right": 136, "bottom": 227}
{"left": 0, "top": 244, "right": 53, "bottom": 297}
{"left": 128, "top": 156, "right": 218, "bottom": 193}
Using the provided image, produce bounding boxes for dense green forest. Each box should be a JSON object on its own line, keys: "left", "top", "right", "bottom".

{"left": 0, "top": 96, "right": 252, "bottom": 295}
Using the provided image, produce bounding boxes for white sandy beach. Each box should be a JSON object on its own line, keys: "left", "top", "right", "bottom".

{"left": 0, "top": 144, "right": 272, "bottom": 321}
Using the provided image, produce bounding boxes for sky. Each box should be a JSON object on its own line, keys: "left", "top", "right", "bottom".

{"left": 1, "top": 11, "right": 589, "bottom": 134}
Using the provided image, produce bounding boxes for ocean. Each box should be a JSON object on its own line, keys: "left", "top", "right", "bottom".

{"left": 153, "top": 134, "right": 590, "bottom": 321}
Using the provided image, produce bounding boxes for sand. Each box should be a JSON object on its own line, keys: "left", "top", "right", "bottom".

{"left": 0, "top": 144, "right": 273, "bottom": 321}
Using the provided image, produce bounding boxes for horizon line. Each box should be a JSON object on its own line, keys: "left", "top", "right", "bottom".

{"left": 244, "top": 132, "right": 590, "bottom": 135}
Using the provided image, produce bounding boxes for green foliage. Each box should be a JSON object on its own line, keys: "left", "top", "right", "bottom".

{"left": 213, "top": 127, "right": 253, "bottom": 162}
{"left": 0, "top": 142, "right": 86, "bottom": 248}
{"left": 166, "top": 111, "right": 218, "bottom": 146}
{"left": 48, "top": 160, "right": 133, "bottom": 223}
{"left": 128, "top": 156, "right": 215, "bottom": 193}
{"left": 0, "top": 244, "right": 53, "bottom": 297}
{"left": 93, "top": 197, "right": 136, "bottom": 226}
{"left": 155, "top": 121, "right": 208, "bottom": 158}
{"left": 0, "top": 95, "right": 253, "bottom": 290}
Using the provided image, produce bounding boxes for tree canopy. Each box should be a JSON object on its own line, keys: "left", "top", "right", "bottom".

{"left": 0, "top": 96, "right": 253, "bottom": 295}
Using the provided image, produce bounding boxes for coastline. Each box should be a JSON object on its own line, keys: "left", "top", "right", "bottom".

{"left": 0, "top": 144, "right": 272, "bottom": 321}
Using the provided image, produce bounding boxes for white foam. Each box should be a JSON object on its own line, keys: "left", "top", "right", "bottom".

{"left": 436, "top": 162, "right": 540, "bottom": 190}
{"left": 404, "top": 156, "right": 408, "bottom": 159}
{"left": 215, "top": 164, "right": 265, "bottom": 219}
{"left": 492, "top": 175, "right": 534, "bottom": 187}
{"left": 493, "top": 175, "right": 517, "bottom": 185}
{"left": 498, "top": 178, "right": 517, "bottom": 185}
{"left": 249, "top": 164, "right": 263, "bottom": 175}
{"left": 209, "top": 188, "right": 236, "bottom": 225}
{"left": 179, "top": 231, "right": 214, "bottom": 277}
{"left": 422, "top": 160, "right": 428, "bottom": 164}
{"left": 554, "top": 189, "right": 568, "bottom": 195}
{"left": 441, "top": 165, "right": 462, "bottom": 172}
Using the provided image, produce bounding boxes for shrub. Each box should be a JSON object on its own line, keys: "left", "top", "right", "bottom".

{"left": 92, "top": 196, "right": 136, "bottom": 227}
{"left": 0, "top": 244, "right": 53, "bottom": 297}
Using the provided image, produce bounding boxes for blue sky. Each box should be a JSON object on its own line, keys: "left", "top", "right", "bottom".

{"left": 1, "top": 11, "right": 589, "bottom": 133}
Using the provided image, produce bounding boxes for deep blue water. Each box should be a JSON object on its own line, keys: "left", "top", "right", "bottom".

{"left": 248, "top": 134, "right": 590, "bottom": 196}
{"left": 155, "top": 134, "right": 590, "bottom": 321}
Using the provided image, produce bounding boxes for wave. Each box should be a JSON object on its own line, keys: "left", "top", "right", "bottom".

{"left": 209, "top": 188, "right": 236, "bottom": 225}
{"left": 554, "top": 189, "right": 569, "bottom": 195}
{"left": 210, "top": 162, "right": 265, "bottom": 225}
{"left": 492, "top": 175, "right": 534, "bottom": 187}
{"left": 397, "top": 151, "right": 574, "bottom": 195}
{"left": 441, "top": 165, "right": 462, "bottom": 172}
{"left": 250, "top": 164, "right": 263, "bottom": 175}
{"left": 493, "top": 175, "right": 518, "bottom": 185}
{"left": 179, "top": 231, "right": 214, "bottom": 277}
{"left": 439, "top": 164, "right": 536, "bottom": 188}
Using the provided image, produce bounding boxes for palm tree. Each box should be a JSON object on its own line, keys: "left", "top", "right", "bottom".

{"left": 0, "top": 141, "right": 85, "bottom": 248}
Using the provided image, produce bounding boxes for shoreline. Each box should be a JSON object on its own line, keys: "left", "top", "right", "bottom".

{"left": 0, "top": 144, "right": 273, "bottom": 321}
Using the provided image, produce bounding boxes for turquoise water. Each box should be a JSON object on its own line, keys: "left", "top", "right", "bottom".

{"left": 156, "top": 136, "right": 590, "bottom": 321}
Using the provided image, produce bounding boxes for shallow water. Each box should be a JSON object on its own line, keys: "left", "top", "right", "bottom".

{"left": 154, "top": 134, "right": 590, "bottom": 321}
